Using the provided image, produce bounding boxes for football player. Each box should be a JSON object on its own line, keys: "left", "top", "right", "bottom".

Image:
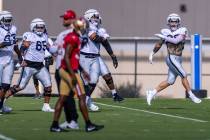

{"left": 80, "top": 9, "right": 124, "bottom": 111}
{"left": 50, "top": 18, "right": 104, "bottom": 132}
{"left": 146, "top": 13, "right": 202, "bottom": 105}
{"left": 50, "top": 10, "right": 79, "bottom": 129}
{"left": 5, "top": 18, "right": 54, "bottom": 112}
{"left": 0, "top": 11, "right": 22, "bottom": 113}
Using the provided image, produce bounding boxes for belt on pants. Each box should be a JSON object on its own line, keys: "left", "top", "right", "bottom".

{"left": 80, "top": 52, "right": 100, "bottom": 58}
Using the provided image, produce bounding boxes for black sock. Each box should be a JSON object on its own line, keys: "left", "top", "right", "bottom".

{"left": 85, "top": 120, "right": 92, "bottom": 126}
{"left": 51, "top": 121, "right": 59, "bottom": 128}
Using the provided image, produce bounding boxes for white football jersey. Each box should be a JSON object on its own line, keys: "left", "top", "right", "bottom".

{"left": 23, "top": 32, "right": 48, "bottom": 62}
{"left": 53, "top": 29, "right": 72, "bottom": 69}
{"left": 80, "top": 23, "right": 105, "bottom": 54}
{"left": 0, "top": 25, "right": 17, "bottom": 64}
{"left": 161, "top": 27, "right": 188, "bottom": 39}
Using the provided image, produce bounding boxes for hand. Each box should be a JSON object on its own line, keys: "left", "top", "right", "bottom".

{"left": 20, "top": 60, "right": 27, "bottom": 67}
{"left": 149, "top": 52, "right": 154, "bottom": 64}
{"left": 111, "top": 55, "right": 118, "bottom": 68}
{"left": 154, "top": 34, "right": 166, "bottom": 39}
{"left": 71, "top": 74, "right": 78, "bottom": 87}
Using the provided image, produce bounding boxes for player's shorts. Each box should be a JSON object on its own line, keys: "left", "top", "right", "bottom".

{"left": 0, "top": 60, "right": 14, "bottom": 85}
{"left": 17, "top": 66, "right": 51, "bottom": 89}
{"left": 166, "top": 54, "right": 187, "bottom": 84}
{"left": 59, "top": 68, "right": 85, "bottom": 96}
{"left": 79, "top": 53, "right": 110, "bottom": 85}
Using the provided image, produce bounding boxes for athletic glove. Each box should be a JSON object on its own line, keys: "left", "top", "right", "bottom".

{"left": 111, "top": 55, "right": 118, "bottom": 68}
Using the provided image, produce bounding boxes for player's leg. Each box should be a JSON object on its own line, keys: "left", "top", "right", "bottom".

{"left": 99, "top": 57, "right": 124, "bottom": 102}
{"left": 74, "top": 73, "right": 104, "bottom": 132}
{"left": 55, "top": 69, "right": 79, "bottom": 129}
{"left": 168, "top": 55, "right": 201, "bottom": 103}
{"left": 32, "top": 75, "right": 41, "bottom": 99}
{"left": 35, "top": 67, "right": 54, "bottom": 112}
{"left": 0, "top": 61, "right": 14, "bottom": 113}
{"left": 80, "top": 55, "right": 99, "bottom": 111}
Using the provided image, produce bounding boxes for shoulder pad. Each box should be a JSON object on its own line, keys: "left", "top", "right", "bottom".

{"left": 22, "top": 32, "right": 34, "bottom": 41}
{"left": 177, "top": 27, "right": 188, "bottom": 35}
{"left": 161, "top": 28, "right": 171, "bottom": 36}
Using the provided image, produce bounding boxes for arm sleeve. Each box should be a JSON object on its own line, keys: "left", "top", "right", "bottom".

{"left": 101, "top": 39, "right": 113, "bottom": 55}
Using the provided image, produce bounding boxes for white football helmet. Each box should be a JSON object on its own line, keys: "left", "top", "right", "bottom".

{"left": 0, "top": 11, "right": 13, "bottom": 30}
{"left": 84, "top": 9, "right": 102, "bottom": 27}
{"left": 167, "top": 13, "right": 181, "bottom": 31}
{"left": 30, "top": 18, "right": 46, "bottom": 36}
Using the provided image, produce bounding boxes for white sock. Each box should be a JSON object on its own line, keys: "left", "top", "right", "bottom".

{"left": 152, "top": 89, "right": 157, "bottom": 95}
{"left": 188, "top": 90, "right": 195, "bottom": 97}
{"left": 43, "top": 103, "right": 49, "bottom": 107}
{"left": 111, "top": 89, "right": 117, "bottom": 96}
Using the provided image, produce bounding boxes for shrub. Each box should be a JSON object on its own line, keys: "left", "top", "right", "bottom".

{"left": 98, "top": 82, "right": 141, "bottom": 98}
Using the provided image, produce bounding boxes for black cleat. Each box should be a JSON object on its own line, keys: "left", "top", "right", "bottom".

{"left": 85, "top": 123, "right": 104, "bottom": 132}
{"left": 50, "top": 126, "right": 68, "bottom": 132}
{"left": 113, "top": 93, "right": 124, "bottom": 102}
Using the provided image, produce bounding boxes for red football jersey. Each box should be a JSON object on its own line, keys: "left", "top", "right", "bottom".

{"left": 61, "top": 32, "right": 80, "bottom": 71}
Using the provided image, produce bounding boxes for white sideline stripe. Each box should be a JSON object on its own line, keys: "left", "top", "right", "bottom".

{"left": 96, "top": 102, "right": 208, "bottom": 123}
{"left": 0, "top": 134, "right": 15, "bottom": 140}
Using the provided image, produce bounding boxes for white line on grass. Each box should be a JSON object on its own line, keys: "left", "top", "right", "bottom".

{"left": 0, "top": 134, "right": 15, "bottom": 140}
{"left": 96, "top": 102, "right": 208, "bottom": 123}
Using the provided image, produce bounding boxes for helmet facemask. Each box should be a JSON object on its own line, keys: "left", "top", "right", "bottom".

{"left": 167, "top": 13, "right": 181, "bottom": 31}
{"left": 33, "top": 24, "right": 45, "bottom": 36}
{"left": 1, "top": 16, "right": 13, "bottom": 30}
{"left": 90, "top": 13, "right": 101, "bottom": 27}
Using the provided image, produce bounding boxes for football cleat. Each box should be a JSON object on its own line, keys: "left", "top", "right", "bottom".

{"left": 146, "top": 90, "right": 156, "bottom": 106}
{"left": 189, "top": 95, "right": 202, "bottom": 104}
{"left": 113, "top": 93, "right": 124, "bottom": 102}
{"left": 60, "top": 121, "right": 79, "bottom": 130}
{"left": 0, "top": 105, "right": 12, "bottom": 113}
{"left": 88, "top": 103, "right": 99, "bottom": 112}
{"left": 50, "top": 126, "right": 68, "bottom": 132}
{"left": 42, "top": 103, "right": 54, "bottom": 112}
{"left": 85, "top": 123, "right": 104, "bottom": 132}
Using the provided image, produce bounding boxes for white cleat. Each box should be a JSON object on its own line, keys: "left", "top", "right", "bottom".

{"left": 146, "top": 90, "right": 156, "bottom": 106}
{"left": 42, "top": 103, "right": 55, "bottom": 112}
{"left": 60, "top": 121, "right": 79, "bottom": 130}
{"left": 189, "top": 95, "right": 202, "bottom": 104}
{"left": 88, "top": 103, "right": 99, "bottom": 112}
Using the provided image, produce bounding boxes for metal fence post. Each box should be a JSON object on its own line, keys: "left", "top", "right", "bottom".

{"left": 134, "top": 38, "right": 138, "bottom": 94}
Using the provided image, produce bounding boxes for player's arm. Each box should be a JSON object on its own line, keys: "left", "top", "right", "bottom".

{"left": 101, "top": 39, "right": 118, "bottom": 68}
{"left": 89, "top": 32, "right": 105, "bottom": 43}
{"left": 14, "top": 44, "right": 24, "bottom": 63}
{"left": 149, "top": 39, "right": 164, "bottom": 64}
{"left": 164, "top": 34, "right": 186, "bottom": 44}
{"left": 64, "top": 44, "right": 77, "bottom": 86}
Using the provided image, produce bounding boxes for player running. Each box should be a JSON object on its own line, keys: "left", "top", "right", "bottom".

{"left": 146, "top": 13, "right": 202, "bottom": 105}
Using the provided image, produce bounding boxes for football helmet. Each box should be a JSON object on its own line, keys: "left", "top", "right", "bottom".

{"left": 167, "top": 13, "right": 181, "bottom": 31}
{"left": 84, "top": 9, "right": 101, "bottom": 27}
{"left": 0, "top": 11, "right": 13, "bottom": 30}
{"left": 73, "top": 17, "right": 89, "bottom": 36}
{"left": 30, "top": 18, "right": 46, "bottom": 36}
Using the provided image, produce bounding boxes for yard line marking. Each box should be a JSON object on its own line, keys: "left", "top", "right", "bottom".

{"left": 0, "top": 134, "right": 15, "bottom": 140}
{"left": 96, "top": 102, "right": 208, "bottom": 123}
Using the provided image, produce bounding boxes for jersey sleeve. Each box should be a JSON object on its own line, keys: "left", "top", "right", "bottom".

{"left": 22, "top": 32, "right": 34, "bottom": 42}
{"left": 0, "top": 29, "right": 5, "bottom": 43}
{"left": 179, "top": 27, "right": 188, "bottom": 36}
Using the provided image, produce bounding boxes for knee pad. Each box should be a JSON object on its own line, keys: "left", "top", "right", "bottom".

{"left": 86, "top": 83, "right": 96, "bottom": 96}
{"left": 10, "top": 85, "right": 19, "bottom": 95}
{"left": 104, "top": 74, "right": 113, "bottom": 85}
{"left": 44, "top": 86, "right": 52, "bottom": 97}
{"left": 1, "top": 83, "right": 10, "bottom": 92}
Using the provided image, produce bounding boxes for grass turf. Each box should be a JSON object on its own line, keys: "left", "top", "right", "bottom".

{"left": 0, "top": 97, "right": 210, "bottom": 140}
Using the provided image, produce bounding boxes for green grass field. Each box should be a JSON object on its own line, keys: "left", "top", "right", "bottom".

{"left": 0, "top": 97, "right": 210, "bottom": 140}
